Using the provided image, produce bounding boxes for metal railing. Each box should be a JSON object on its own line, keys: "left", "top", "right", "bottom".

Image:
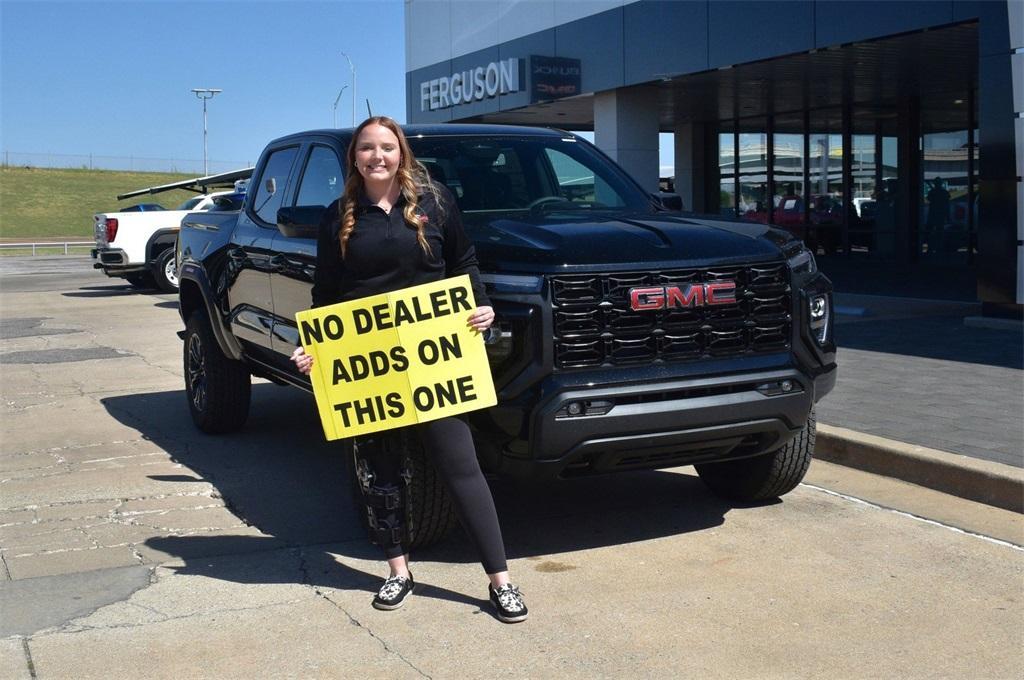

{"left": 0, "top": 241, "right": 94, "bottom": 255}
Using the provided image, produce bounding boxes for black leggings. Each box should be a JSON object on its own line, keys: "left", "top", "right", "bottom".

{"left": 361, "top": 417, "right": 508, "bottom": 574}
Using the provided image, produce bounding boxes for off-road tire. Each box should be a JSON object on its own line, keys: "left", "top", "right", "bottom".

{"left": 695, "top": 408, "right": 816, "bottom": 502}
{"left": 154, "top": 248, "right": 179, "bottom": 293}
{"left": 126, "top": 272, "right": 155, "bottom": 289}
{"left": 345, "top": 429, "right": 457, "bottom": 549}
{"left": 184, "top": 310, "right": 251, "bottom": 433}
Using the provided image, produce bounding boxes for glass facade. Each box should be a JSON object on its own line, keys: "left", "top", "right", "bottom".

{"left": 738, "top": 119, "right": 768, "bottom": 224}
{"left": 772, "top": 112, "right": 804, "bottom": 235}
{"left": 718, "top": 120, "right": 735, "bottom": 217}
{"left": 920, "top": 94, "right": 978, "bottom": 266}
{"left": 714, "top": 97, "right": 978, "bottom": 269}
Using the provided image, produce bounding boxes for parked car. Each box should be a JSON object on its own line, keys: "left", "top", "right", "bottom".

{"left": 92, "top": 172, "right": 251, "bottom": 292}
{"left": 120, "top": 203, "right": 166, "bottom": 212}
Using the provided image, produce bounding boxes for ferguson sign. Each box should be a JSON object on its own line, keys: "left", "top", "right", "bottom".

{"left": 419, "top": 58, "right": 521, "bottom": 111}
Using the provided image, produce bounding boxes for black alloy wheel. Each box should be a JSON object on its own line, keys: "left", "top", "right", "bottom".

{"left": 184, "top": 311, "right": 251, "bottom": 433}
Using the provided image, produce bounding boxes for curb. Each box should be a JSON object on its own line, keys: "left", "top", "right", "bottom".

{"left": 815, "top": 424, "right": 1024, "bottom": 514}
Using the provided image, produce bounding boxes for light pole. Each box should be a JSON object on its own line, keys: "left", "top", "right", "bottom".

{"left": 332, "top": 85, "right": 349, "bottom": 128}
{"left": 341, "top": 52, "right": 356, "bottom": 126}
{"left": 191, "top": 88, "right": 222, "bottom": 175}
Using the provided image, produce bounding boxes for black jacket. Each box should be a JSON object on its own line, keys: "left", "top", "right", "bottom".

{"left": 311, "top": 183, "right": 490, "bottom": 309}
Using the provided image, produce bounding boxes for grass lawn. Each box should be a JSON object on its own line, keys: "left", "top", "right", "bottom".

{"left": 0, "top": 166, "right": 200, "bottom": 239}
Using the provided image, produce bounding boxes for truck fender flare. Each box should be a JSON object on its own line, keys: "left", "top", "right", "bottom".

{"left": 145, "top": 228, "right": 179, "bottom": 264}
{"left": 178, "top": 262, "right": 244, "bottom": 360}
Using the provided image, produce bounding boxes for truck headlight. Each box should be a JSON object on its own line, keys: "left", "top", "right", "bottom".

{"left": 808, "top": 293, "right": 830, "bottom": 345}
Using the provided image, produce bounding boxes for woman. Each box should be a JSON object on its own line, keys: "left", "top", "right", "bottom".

{"left": 291, "top": 116, "right": 527, "bottom": 623}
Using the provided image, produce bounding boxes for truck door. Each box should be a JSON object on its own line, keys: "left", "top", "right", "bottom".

{"left": 268, "top": 142, "right": 345, "bottom": 364}
{"left": 226, "top": 144, "right": 299, "bottom": 359}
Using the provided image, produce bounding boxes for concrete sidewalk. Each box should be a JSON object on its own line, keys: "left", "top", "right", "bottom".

{"left": 815, "top": 293, "right": 1023, "bottom": 512}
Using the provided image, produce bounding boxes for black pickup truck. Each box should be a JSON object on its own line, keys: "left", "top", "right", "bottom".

{"left": 177, "top": 124, "right": 836, "bottom": 546}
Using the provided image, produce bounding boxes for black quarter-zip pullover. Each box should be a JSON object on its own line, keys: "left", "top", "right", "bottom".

{"left": 311, "top": 183, "right": 490, "bottom": 309}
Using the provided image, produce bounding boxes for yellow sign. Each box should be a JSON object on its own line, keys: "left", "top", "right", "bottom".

{"left": 294, "top": 275, "right": 497, "bottom": 440}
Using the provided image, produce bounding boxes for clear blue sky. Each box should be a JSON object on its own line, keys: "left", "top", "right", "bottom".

{"left": 1, "top": 0, "right": 674, "bottom": 175}
{"left": 1, "top": 0, "right": 408, "bottom": 169}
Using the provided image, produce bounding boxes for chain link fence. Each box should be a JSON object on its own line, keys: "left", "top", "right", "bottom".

{"left": 1, "top": 150, "right": 251, "bottom": 175}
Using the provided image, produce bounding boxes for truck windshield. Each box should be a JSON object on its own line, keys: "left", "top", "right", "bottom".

{"left": 407, "top": 135, "right": 652, "bottom": 217}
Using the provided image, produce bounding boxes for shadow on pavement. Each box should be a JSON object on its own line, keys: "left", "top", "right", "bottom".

{"left": 835, "top": 315, "right": 1022, "bottom": 369}
{"left": 100, "top": 384, "right": 738, "bottom": 595}
{"left": 63, "top": 284, "right": 172, "bottom": 298}
{"left": 63, "top": 289, "right": 136, "bottom": 298}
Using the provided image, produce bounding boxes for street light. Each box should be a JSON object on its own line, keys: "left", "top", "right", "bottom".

{"left": 341, "top": 52, "right": 356, "bottom": 126}
{"left": 191, "top": 88, "right": 222, "bottom": 176}
{"left": 332, "top": 85, "right": 349, "bottom": 128}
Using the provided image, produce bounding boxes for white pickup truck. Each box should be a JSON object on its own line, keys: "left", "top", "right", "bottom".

{"left": 92, "top": 169, "right": 252, "bottom": 292}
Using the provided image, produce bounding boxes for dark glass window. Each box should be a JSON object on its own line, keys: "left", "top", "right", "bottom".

{"left": 407, "top": 135, "right": 650, "bottom": 217}
{"left": 808, "top": 108, "right": 843, "bottom": 254}
{"left": 717, "top": 120, "right": 736, "bottom": 217}
{"left": 738, "top": 119, "right": 768, "bottom": 224}
{"left": 252, "top": 146, "right": 299, "bottom": 225}
{"left": 772, "top": 113, "right": 805, "bottom": 236}
{"left": 295, "top": 145, "right": 344, "bottom": 209}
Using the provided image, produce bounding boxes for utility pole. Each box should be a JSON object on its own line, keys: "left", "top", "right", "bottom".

{"left": 191, "top": 88, "right": 222, "bottom": 175}
{"left": 332, "top": 85, "right": 348, "bottom": 128}
{"left": 341, "top": 52, "right": 357, "bottom": 126}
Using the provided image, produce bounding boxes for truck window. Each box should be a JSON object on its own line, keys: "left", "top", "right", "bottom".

{"left": 542, "top": 148, "right": 625, "bottom": 208}
{"left": 407, "top": 135, "right": 647, "bottom": 215}
{"left": 252, "top": 146, "right": 299, "bottom": 225}
{"left": 295, "top": 145, "right": 344, "bottom": 209}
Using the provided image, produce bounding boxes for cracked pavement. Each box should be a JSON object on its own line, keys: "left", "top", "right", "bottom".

{"left": 1, "top": 258, "right": 1022, "bottom": 679}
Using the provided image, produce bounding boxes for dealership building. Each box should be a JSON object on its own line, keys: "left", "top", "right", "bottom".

{"left": 405, "top": 0, "right": 1023, "bottom": 313}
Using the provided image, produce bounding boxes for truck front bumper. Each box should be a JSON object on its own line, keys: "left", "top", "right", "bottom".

{"left": 490, "top": 363, "right": 835, "bottom": 480}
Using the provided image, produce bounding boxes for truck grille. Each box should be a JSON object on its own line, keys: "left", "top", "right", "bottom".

{"left": 549, "top": 262, "right": 791, "bottom": 370}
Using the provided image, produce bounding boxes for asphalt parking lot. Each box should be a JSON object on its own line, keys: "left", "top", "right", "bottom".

{"left": 1, "top": 258, "right": 1022, "bottom": 679}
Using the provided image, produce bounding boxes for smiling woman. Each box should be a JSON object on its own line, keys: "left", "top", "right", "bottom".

{"left": 288, "top": 116, "right": 527, "bottom": 622}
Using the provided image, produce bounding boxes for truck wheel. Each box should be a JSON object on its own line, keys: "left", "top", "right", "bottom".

{"left": 184, "top": 310, "right": 250, "bottom": 433}
{"left": 345, "top": 429, "right": 457, "bottom": 549}
{"left": 126, "top": 272, "right": 155, "bottom": 289}
{"left": 154, "top": 249, "right": 179, "bottom": 293}
{"left": 695, "top": 409, "right": 816, "bottom": 502}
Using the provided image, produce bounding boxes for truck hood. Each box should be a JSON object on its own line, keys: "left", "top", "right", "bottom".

{"left": 468, "top": 211, "right": 791, "bottom": 272}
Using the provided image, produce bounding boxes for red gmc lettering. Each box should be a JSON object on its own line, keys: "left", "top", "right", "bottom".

{"left": 629, "top": 287, "right": 665, "bottom": 310}
{"left": 666, "top": 285, "right": 703, "bottom": 307}
{"left": 705, "top": 282, "right": 737, "bottom": 305}
{"left": 629, "top": 282, "right": 737, "bottom": 311}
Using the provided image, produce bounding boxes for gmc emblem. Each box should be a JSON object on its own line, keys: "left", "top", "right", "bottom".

{"left": 629, "top": 282, "right": 737, "bottom": 311}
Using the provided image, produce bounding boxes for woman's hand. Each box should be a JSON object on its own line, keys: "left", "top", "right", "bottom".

{"left": 291, "top": 346, "right": 314, "bottom": 375}
{"left": 467, "top": 305, "right": 495, "bottom": 332}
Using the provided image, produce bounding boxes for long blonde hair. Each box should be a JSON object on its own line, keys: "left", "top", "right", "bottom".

{"left": 339, "top": 116, "right": 440, "bottom": 259}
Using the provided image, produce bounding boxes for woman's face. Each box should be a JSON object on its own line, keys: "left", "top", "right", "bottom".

{"left": 354, "top": 124, "right": 401, "bottom": 185}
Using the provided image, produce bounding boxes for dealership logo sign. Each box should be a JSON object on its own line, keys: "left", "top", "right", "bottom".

{"left": 628, "top": 282, "right": 737, "bottom": 311}
{"left": 530, "top": 55, "right": 581, "bottom": 100}
{"left": 420, "top": 58, "right": 521, "bottom": 111}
